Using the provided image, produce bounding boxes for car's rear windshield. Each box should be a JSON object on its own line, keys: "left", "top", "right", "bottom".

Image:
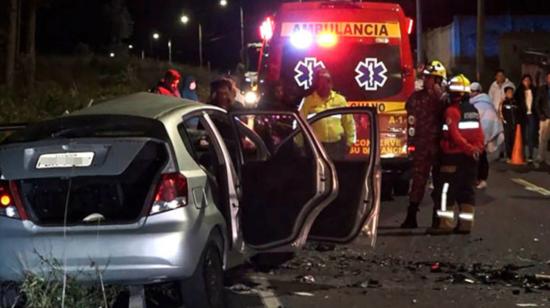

{"left": 3, "top": 115, "right": 169, "bottom": 144}
{"left": 280, "top": 41, "right": 403, "bottom": 101}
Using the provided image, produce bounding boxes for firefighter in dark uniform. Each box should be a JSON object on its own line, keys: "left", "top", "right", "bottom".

{"left": 401, "top": 60, "right": 447, "bottom": 228}
{"left": 430, "top": 74, "right": 484, "bottom": 234}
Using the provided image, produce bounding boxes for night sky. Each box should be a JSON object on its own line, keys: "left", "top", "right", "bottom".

{"left": 31, "top": 0, "right": 550, "bottom": 70}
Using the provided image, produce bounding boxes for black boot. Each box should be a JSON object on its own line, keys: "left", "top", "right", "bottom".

{"left": 400, "top": 203, "right": 419, "bottom": 228}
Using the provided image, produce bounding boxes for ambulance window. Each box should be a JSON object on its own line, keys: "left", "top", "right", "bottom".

{"left": 280, "top": 42, "right": 403, "bottom": 101}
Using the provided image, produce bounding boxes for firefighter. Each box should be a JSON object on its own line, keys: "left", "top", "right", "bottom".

{"left": 400, "top": 60, "right": 447, "bottom": 228}
{"left": 430, "top": 74, "right": 484, "bottom": 234}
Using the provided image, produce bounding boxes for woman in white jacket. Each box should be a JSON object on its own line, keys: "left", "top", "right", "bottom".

{"left": 470, "top": 82, "right": 505, "bottom": 189}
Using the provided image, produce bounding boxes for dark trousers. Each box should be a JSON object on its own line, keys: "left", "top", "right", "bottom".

{"left": 477, "top": 151, "right": 489, "bottom": 181}
{"left": 432, "top": 154, "right": 477, "bottom": 213}
{"left": 409, "top": 145, "right": 439, "bottom": 204}
{"left": 503, "top": 122, "right": 517, "bottom": 158}
{"left": 322, "top": 138, "right": 347, "bottom": 161}
{"left": 523, "top": 114, "right": 538, "bottom": 159}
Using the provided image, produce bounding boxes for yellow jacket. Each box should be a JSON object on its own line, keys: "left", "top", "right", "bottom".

{"left": 299, "top": 91, "right": 356, "bottom": 146}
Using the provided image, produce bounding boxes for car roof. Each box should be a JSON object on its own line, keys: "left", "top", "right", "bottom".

{"left": 70, "top": 92, "right": 206, "bottom": 120}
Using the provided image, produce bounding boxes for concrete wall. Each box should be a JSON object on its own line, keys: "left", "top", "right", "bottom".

{"left": 423, "top": 24, "right": 453, "bottom": 69}
{"left": 499, "top": 32, "right": 550, "bottom": 87}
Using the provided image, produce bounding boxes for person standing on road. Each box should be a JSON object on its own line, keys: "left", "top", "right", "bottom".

{"left": 154, "top": 69, "right": 182, "bottom": 98}
{"left": 208, "top": 78, "right": 244, "bottom": 112}
{"left": 489, "top": 69, "right": 515, "bottom": 159}
{"left": 499, "top": 87, "right": 522, "bottom": 161}
{"left": 298, "top": 68, "right": 356, "bottom": 160}
{"left": 534, "top": 72, "right": 550, "bottom": 168}
{"left": 469, "top": 82, "right": 503, "bottom": 189}
{"left": 489, "top": 69, "right": 516, "bottom": 112}
{"left": 431, "top": 74, "right": 484, "bottom": 234}
{"left": 515, "top": 74, "right": 538, "bottom": 163}
{"left": 400, "top": 60, "right": 447, "bottom": 228}
{"left": 180, "top": 75, "right": 199, "bottom": 101}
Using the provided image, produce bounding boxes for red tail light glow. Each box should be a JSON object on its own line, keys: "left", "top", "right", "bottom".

{"left": 408, "top": 145, "right": 416, "bottom": 153}
{"left": 150, "top": 173, "right": 188, "bottom": 215}
{"left": 0, "top": 181, "right": 26, "bottom": 219}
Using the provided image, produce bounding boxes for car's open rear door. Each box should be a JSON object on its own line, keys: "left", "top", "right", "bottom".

{"left": 305, "top": 107, "right": 382, "bottom": 247}
{"left": 228, "top": 111, "right": 338, "bottom": 252}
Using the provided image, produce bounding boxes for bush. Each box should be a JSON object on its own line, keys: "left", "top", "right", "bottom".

{"left": 0, "top": 56, "right": 216, "bottom": 124}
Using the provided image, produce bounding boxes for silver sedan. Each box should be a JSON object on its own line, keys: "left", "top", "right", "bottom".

{"left": 0, "top": 92, "right": 381, "bottom": 307}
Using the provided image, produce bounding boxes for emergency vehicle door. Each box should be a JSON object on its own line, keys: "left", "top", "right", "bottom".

{"left": 229, "top": 111, "right": 338, "bottom": 251}
{"left": 306, "top": 107, "right": 381, "bottom": 247}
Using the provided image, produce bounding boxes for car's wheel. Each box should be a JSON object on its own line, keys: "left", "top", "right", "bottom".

{"left": 180, "top": 242, "right": 225, "bottom": 308}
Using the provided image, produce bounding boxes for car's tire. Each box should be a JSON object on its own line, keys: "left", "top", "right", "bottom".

{"left": 180, "top": 242, "right": 225, "bottom": 308}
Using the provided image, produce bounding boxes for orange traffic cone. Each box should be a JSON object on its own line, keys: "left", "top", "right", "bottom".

{"left": 508, "top": 124, "right": 525, "bottom": 165}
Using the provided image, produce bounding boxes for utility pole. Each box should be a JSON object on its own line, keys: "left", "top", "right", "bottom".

{"left": 240, "top": 6, "right": 245, "bottom": 64}
{"left": 168, "top": 39, "right": 172, "bottom": 64}
{"left": 198, "top": 24, "right": 203, "bottom": 67}
{"left": 476, "top": 0, "right": 485, "bottom": 82}
{"left": 416, "top": 0, "right": 423, "bottom": 65}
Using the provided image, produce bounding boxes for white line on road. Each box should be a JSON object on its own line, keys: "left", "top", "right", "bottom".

{"left": 248, "top": 275, "right": 284, "bottom": 308}
{"left": 511, "top": 178, "right": 550, "bottom": 196}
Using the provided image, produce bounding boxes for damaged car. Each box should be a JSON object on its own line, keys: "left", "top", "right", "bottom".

{"left": 0, "top": 92, "right": 381, "bottom": 307}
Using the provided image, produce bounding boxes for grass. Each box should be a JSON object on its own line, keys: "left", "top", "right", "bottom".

{"left": 0, "top": 55, "right": 216, "bottom": 124}
{"left": 4, "top": 253, "right": 123, "bottom": 308}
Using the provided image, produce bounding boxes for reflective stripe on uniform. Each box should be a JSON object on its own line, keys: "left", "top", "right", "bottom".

{"left": 437, "top": 182, "right": 455, "bottom": 219}
{"left": 442, "top": 122, "right": 480, "bottom": 131}
{"left": 458, "top": 213, "right": 474, "bottom": 221}
{"left": 449, "top": 84, "right": 471, "bottom": 93}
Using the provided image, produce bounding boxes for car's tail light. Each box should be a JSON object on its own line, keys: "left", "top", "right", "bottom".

{"left": 0, "top": 181, "right": 26, "bottom": 219}
{"left": 408, "top": 145, "right": 416, "bottom": 153}
{"left": 149, "top": 173, "right": 188, "bottom": 215}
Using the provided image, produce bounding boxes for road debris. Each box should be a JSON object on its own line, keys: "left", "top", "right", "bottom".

{"left": 227, "top": 283, "right": 253, "bottom": 294}
{"left": 297, "top": 275, "right": 316, "bottom": 284}
{"left": 293, "top": 292, "right": 314, "bottom": 297}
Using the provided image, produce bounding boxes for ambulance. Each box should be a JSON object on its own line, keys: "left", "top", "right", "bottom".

{"left": 257, "top": 1, "right": 416, "bottom": 195}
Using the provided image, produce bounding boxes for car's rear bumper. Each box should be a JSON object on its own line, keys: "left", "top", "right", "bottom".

{"left": 0, "top": 207, "right": 225, "bottom": 285}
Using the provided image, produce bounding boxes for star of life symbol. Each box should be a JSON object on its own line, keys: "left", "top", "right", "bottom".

{"left": 294, "top": 57, "right": 326, "bottom": 90}
{"left": 355, "top": 58, "right": 388, "bottom": 91}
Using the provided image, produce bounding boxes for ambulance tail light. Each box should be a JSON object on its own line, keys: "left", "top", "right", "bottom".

{"left": 406, "top": 18, "right": 414, "bottom": 35}
{"left": 260, "top": 17, "right": 274, "bottom": 42}
{"left": 290, "top": 30, "right": 313, "bottom": 49}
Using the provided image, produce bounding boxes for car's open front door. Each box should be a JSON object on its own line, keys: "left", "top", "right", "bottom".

{"left": 229, "top": 111, "right": 338, "bottom": 252}
{"left": 305, "top": 107, "right": 382, "bottom": 247}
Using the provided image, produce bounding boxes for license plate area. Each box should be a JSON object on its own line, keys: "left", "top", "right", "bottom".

{"left": 36, "top": 152, "right": 95, "bottom": 169}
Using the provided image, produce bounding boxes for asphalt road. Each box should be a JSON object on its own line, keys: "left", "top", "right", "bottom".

{"left": 224, "top": 163, "right": 550, "bottom": 308}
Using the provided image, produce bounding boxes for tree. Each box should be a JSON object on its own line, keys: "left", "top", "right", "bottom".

{"left": 25, "top": 0, "right": 39, "bottom": 93}
{"left": 103, "top": 0, "right": 134, "bottom": 51}
{"left": 5, "top": 0, "right": 19, "bottom": 89}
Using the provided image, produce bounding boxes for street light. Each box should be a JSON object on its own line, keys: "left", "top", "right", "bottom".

{"left": 220, "top": 0, "right": 228, "bottom": 7}
{"left": 180, "top": 14, "right": 204, "bottom": 67}
{"left": 152, "top": 32, "right": 160, "bottom": 40}
{"left": 180, "top": 15, "right": 189, "bottom": 24}
{"left": 128, "top": 44, "right": 134, "bottom": 49}
{"left": 109, "top": 52, "right": 115, "bottom": 58}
